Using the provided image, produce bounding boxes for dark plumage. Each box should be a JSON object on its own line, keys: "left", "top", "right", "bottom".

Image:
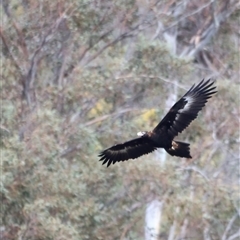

{"left": 99, "top": 79, "right": 217, "bottom": 167}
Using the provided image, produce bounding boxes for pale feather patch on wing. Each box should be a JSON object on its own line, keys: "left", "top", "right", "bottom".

{"left": 178, "top": 96, "right": 195, "bottom": 113}
{"left": 154, "top": 79, "right": 217, "bottom": 138}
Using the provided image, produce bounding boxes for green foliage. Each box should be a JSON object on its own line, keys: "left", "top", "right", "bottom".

{"left": 1, "top": 0, "right": 239, "bottom": 239}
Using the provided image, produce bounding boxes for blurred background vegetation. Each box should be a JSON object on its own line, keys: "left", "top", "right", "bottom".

{"left": 1, "top": 0, "right": 239, "bottom": 239}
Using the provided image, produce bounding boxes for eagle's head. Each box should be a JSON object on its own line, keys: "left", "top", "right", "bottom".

{"left": 137, "top": 131, "right": 146, "bottom": 137}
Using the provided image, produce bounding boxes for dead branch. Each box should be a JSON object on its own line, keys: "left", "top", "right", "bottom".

{"left": 0, "top": 27, "right": 23, "bottom": 73}
{"left": 182, "top": 0, "right": 239, "bottom": 57}
{"left": 227, "top": 229, "right": 240, "bottom": 240}
{"left": 83, "top": 108, "right": 138, "bottom": 127}
{"left": 22, "top": 12, "right": 69, "bottom": 106}
{"left": 222, "top": 213, "right": 239, "bottom": 240}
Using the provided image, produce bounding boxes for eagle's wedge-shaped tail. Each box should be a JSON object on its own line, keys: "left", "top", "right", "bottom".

{"left": 165, "top": 141, "right": 192, "bottom": 158}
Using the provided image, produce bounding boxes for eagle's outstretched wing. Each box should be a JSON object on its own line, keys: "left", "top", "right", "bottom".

{"left": 99, "top": 136, "right": 156, "bottom": 167}
{"left": 154, "top": 79, "right": 217, "bottom": 138}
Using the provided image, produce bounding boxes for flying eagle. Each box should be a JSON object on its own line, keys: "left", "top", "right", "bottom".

{"left": 99, "top": 79, "right": 217, "bottom": 167}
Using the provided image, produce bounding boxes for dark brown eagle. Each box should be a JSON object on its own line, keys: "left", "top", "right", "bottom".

{"left": 99, "top": 79, "right": 217, "bottom": 167}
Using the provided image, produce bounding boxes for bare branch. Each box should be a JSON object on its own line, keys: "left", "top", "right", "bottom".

{"left": 83, "top": 108, "right": 138, "bottom": 127}
{"left": 163, "top": 0, "right": 215, "bottom": 33}
{"left": 182, "top": 0, "right": 239, "bottom": 57}
{"left": 0, "top": 27, "right": 23, "bottom": 73}
{"left": 60, "top": 144, "right": 82, "bottom": 158}
{"left": 23, "top": 11, "right": 70, "bottom": 106}
{"left": 227, "top": 229, "right": 240, "bottom": 240}
{"left": 178, "top": 166, "right": 210, "bottom": 182}
{"left": 83, "top": 28, "right": 137, "bottom": 66}
{"left": 222, "top": 213, "right": 239, "bottom": 240}
{"left": 115, "top": 75, "right": 188, "bottom": 90}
